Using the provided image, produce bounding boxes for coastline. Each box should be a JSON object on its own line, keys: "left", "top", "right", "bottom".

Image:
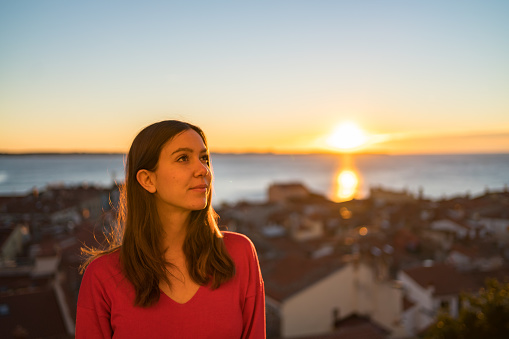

{"left": 1, "top": 151, "right": 509, "bottom": 157}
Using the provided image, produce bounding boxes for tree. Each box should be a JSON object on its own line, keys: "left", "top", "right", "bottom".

{"left": 424, "top": 278, "right": 509, "bottom": 339}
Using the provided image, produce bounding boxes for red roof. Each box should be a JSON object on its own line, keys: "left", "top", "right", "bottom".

{"left": 402, "top": 263, "right": 477, "bottom": 296}
{"left": 260, "top": 237, "right": 345, "bottom": 302}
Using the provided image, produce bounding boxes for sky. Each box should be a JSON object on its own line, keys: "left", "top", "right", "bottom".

{"left": 1, "top": 0, "right": 508, "bottom": 154}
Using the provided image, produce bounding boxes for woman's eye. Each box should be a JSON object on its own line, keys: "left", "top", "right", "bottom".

{"left": 177, "top": 155, "right": 189, "bottom": 162}
{"left": 201, "top": 155, "right": 210, "bottom": 164}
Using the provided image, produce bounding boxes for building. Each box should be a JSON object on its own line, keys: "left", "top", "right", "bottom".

{"left": 370, "top": 187, "right": 416, "bottom": 206}
{"left": 261, "top": 237, "right": 406, "bottom": 338}
{"left": 397, "top": 263, "right": 477, "bottom": 336}
{"left": 0, "top": 252, "right": 75, "bottom": 338}
{"left": 268, "top": 183, "right": 310, "bottom": 204}
{"left": 0, "top": 225, "right": 29, "bottom": 266}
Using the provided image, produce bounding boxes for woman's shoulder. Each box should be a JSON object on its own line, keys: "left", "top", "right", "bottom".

{"left": 83, "top": 249, "right": 122, "bottom": 279}
{"left": 221, "top": 231, "right": 257, "bottom": 259}
{"left": 222, "top": 231, "right": 254, "bottom": 248}
{"left": 221, "top": 232, "right": 263, "bottom": 288}
{"left": 78, "top": 250, "right": 126, "bottom": 312}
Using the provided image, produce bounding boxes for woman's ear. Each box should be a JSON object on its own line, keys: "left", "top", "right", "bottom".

{"left": 136, "top": 169, "right": 157, "bottom": 193}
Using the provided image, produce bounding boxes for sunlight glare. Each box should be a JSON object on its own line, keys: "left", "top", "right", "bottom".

{"left": 335, "top": 169, "right": 359, "bottom": 201}
{"left": 327, "top": 122, "right": 367, "bottom": 150}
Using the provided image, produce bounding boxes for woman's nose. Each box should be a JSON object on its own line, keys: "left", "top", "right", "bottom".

{"left": 195, "top": 160, "right": 210, "bottom": 177}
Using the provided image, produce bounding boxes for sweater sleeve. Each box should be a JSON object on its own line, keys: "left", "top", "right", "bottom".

{"left": 241, "top": 237, "right": 266, "bottom": 339}
{"left": 75, "top": 256, "right": 114, "bottom": 339}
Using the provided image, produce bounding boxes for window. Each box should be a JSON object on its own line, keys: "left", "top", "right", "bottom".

{"left": 440, "top": 300, "right": 450, "bottom": 312}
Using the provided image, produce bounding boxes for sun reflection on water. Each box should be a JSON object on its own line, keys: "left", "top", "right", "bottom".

{"left": 331, "top": 154, "right": 361, "bottom": 202}
{"left": 335, "top": 169, "right": 359, "bottom": 201}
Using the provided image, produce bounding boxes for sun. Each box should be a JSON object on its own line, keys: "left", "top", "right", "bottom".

{"left": 327, "top": 122, "right": 367, "bottom": 150}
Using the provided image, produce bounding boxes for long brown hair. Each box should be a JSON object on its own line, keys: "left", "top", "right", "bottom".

{"left": 81, "top": 120, "right": 235, "bottom": 307}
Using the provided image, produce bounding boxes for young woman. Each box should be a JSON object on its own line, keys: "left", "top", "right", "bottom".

{"left": 76, "top": 120, "right": 265, "bottom": 338}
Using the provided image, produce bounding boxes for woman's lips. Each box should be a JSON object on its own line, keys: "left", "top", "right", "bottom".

{"left": 190, "top": 184, "right": 208, "bottom": 192}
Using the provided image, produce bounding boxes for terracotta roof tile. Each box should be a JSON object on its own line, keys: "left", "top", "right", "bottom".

{"left": 261, "top": 238, "right": 345, "bottom": 302}
{"left": 402, "top": 263, "right": 477, "bottom": 296}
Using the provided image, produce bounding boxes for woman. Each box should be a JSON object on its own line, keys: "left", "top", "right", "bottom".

{"left": 76, "top": 120, "right": 266, "bottom": 338}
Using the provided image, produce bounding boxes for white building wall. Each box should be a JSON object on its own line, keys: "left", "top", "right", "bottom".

{"left": 292, "top": 218, "right": 324, "bottom": 242}
{"left": 398, "top": 273, "right": 461, "bottom": 334}
{"left": 430, "top": 219, "right": 468, "bottom": 239}
{"left": 354, "top": 263, "right": 406, "bottom": 338}
{"left": 401, "top": 306, "right": 418, "bottom": 337}
{"left": 0, "top": 225, "right": 25, "bottom": 265}
{"left": 280, "top": 262, "right": 408, "bottom": 338}
{"left": 448, "top": 251, "right": 471, "bottom": 270}
{"left": 397, "top": 271, "right": 435, "bottom": 334}
{"left": 281, "top": 265, "right": 355, "bottom": 338}
{"left": 480, "top": 217, "right": 509, "bottom": 244}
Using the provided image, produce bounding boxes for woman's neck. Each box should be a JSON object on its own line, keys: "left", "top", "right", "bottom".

{"left": 157, "top": 207, "right": 191, "bottom": 255}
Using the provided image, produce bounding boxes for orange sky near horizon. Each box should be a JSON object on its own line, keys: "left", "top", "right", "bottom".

{"left": 1, "top": 1, "right": 508, "bottom": 155}
{"left": 2, "top": 121, "right": 508, "bottom": 155}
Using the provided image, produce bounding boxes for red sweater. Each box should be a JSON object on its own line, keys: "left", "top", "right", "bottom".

{"left": 76, "top": 232, "right": 265, "bottom": 338}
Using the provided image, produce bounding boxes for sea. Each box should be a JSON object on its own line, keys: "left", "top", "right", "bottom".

{"left": 0, "top": 153, "right": 508, "bottom": 205}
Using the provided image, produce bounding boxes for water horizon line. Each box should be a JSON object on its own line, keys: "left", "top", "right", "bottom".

{"left": 1, "top": 150, "right": 509, "bottom": 157}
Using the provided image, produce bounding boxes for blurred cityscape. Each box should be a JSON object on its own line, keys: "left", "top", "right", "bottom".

{"left": 1, "top": 181, "right": 509, "bottom": 338}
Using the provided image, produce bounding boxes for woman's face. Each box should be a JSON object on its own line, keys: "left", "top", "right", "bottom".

{"left": 150, "top": 129, "right": 212, "bottom": 215}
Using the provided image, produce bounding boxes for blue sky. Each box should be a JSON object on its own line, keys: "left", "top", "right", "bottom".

{"left": 1, "top": 0, "right": 508, "bottom": 153}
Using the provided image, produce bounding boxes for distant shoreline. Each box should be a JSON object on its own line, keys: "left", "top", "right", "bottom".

{"left": 0, "top": 152, "right": 126, "bottom": 156}
{"left": 0, "top": 151, "right": 386, "bottom": 156}
{"left": 1, "top": 151, "right": 508, "bottom": 157}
